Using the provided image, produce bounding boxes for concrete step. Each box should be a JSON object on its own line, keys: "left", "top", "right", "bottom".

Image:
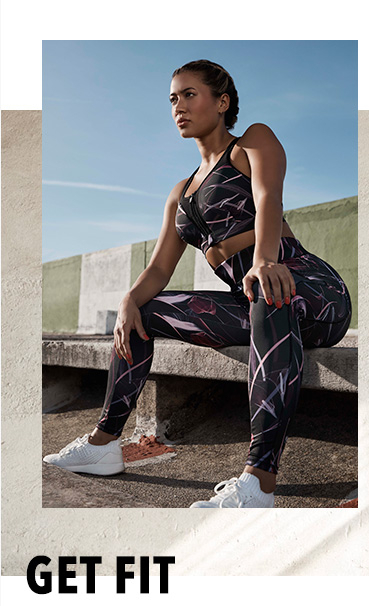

{"left": 42, "top": 334, "right": 358, "bottom": 394}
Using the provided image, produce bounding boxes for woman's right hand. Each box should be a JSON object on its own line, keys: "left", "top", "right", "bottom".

{"left": 114, "top": 295, "right": 150, "bottom": 365}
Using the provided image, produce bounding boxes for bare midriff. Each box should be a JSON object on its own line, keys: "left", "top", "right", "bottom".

{"left": 205, "top": 222, "right": 296, "bottom": 271}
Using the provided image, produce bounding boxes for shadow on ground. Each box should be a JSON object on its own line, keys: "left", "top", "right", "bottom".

{"left": 42, "top": 372, "right": 357, "bottom": 509}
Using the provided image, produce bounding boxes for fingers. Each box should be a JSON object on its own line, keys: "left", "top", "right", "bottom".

{"left": 269, "top": 273, "right": 290, "bottom": 308}
{"left": 244, "top": 265, "right": 296, "bottom": 307}
{"left": 266, "top": 274, "right": 282, "bottom": 307}
{"left": 244, "top": 268, "right": 280, "bottom": 306}
{"left": 265, "top": 269, "right": 296, "bottom": 307}
{"left": 243, "top": 276, "right": 256, "bottom": 302}
{"left": 134, "top": 316, "right": 151, "bottom": 344}
{"left": 114, "top": 315, "right": 150, "bottom": 365}
{"left": 114, "top": 324, "right": 132, "bottom": 364}
{"left": 280, "top": 269, "right": 296, "bottom": 302}
{"left": 290, "top": 274, "right": 297, "bottom": 298}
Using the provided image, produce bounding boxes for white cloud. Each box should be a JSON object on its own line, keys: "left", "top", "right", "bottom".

{"left": 43, "top": 219, "right": 158, "bottom": 234}
{"left": 42, "top": 179, "right": 163, "bottom": 199}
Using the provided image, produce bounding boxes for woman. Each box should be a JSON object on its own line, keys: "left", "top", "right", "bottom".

{"left": 44, "top": 60, "right": 352, "bottom": 508}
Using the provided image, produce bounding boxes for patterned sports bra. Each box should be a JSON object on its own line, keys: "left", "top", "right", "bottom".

{"left": 175, "top": 136, "right": 286, "bottom": 255}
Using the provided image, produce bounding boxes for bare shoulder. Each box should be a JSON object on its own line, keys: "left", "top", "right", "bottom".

{"left": 237, "top": 123, "right": 286, "bottom": 178}
{"left": 238, "top": 123, "right": 284, "bottom": 150}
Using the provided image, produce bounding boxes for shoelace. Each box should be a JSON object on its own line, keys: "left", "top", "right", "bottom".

{"left": 210, "top": 478, "right": 253, "bottom": 508}
{"left": 58, "top": 434, "right": 89, "bottom": 457}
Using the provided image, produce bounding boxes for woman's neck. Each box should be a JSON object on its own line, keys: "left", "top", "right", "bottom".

{"left": 194, "top": 130, "right": 236, "bottom": 167}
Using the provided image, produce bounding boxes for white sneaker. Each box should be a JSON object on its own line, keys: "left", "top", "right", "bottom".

{"left": 189, "top": 473, "right": 275, "bottom": 508}
{"left": 43, "top": 434, "right": 125, "bottom": 475}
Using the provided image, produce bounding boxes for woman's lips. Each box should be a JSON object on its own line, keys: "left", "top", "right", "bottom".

{"left": 177, "top": 119, "right": 190, "bottom": 127}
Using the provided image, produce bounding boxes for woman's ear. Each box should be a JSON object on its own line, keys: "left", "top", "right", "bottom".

{"left": 219, "top": 93, "right": 230, "bottom": 113}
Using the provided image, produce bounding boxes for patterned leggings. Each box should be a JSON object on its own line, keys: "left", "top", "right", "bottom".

{"left": 96, "top": 237, "right": 352, "bottom": 474}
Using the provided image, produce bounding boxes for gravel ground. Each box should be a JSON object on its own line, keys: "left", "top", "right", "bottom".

{"left": 42, "top": 375, "right": 358, "bottom": 509}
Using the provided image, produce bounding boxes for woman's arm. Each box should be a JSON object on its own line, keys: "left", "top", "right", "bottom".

{"left": 124, "top": 179, "right": 188, "bottom": 308}
{"left": 114, "top": 180, "right": 188, "bottom": 362}
{"left": 239, "top": 123, "right": 296, "bottom": 306}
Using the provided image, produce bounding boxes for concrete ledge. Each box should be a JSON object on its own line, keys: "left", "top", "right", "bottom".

{"left": 42, "top": 334, "right": 358, "bottom": 393}
{"left": 42, "top": 333, "right": 357, "bottom": 441}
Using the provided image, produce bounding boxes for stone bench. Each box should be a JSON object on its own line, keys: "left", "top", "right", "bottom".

{"left": 42, "top": 332, "right": 358, "bottom": 441}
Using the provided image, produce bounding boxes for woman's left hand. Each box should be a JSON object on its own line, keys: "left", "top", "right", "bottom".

{"left": 242, "top": 260, "right": 296, "bottom": 307}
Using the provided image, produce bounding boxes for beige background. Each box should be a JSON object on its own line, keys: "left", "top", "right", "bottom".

{"left": 1, "top": 110, "right": 367, "bottom": 576}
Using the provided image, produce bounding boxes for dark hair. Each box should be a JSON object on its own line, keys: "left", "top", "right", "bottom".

{"left": 172, "top": 59, "right": 239, "bottom": 130}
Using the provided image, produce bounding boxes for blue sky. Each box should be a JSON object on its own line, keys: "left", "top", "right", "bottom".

{"left": 42, "top": 40, "right": 357, "bottom": 263}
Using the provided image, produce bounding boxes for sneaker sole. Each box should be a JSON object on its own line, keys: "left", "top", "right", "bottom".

{"left": 189, "top": 499, "right": 275, "bottom": 508}
{"left": 43, "top": 459, "right": 125, "bottom": 476}
{"left": 66, "top": 462, "right": 125, "bottom": 475}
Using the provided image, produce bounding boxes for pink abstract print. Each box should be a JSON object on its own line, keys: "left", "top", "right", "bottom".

{"left": 96, "top": 237, "right": 351, "bottom": 475}
{"left": 175, "top": 164, "right": 256, "bottom": 255}
{"left": 175, "top": 136, "right": 287, "bottom": 256}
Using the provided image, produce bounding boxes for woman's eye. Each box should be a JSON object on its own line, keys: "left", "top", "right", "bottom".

{"left": 169, "top": 92, "right": 194, "bottom": 104}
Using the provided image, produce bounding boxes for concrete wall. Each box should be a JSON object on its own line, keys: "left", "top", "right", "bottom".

{"left": 42, "top": 196, "right": 358, "bottom": 333}
{"left": 42, "top": 254, "right": 82, "bottom": 333}
{"left": 78, "top": 244, "right": 131, "bottom": 334}
{"left": 131, "top": 239, "right": 197, "bottom": 292}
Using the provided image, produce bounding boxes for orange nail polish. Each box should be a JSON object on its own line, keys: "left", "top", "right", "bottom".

{"left": 267, "top": 297, "right": 273, "bottom": 305}
{"left": 285, "top": 296, "right": 290, "bottom": 304}
{"left": 276, "top": 300, "right": 282, "bottom": 309}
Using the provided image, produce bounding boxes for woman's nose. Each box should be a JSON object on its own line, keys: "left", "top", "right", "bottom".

{"left": 175, "top": 99, "right": 187, "bottom": 114}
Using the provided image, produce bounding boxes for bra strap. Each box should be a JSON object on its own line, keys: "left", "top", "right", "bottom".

{"left": 225, "top": 136, "right": 240, "bottom": 159}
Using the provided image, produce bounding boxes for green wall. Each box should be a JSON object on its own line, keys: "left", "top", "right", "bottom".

{"left": 284, "top": 197, "right": 357, "bottom": 328}
{"left": 42, "top": 255, "right": 82, "bottom": 333}
{"left": 130, "top": 238, "right": 196, "bottom": 291}
{"left": 43, "top": 197, "right": 358, "bottom": 333}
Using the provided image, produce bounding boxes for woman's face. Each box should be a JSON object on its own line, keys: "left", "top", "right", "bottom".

{"left": 170, "top": 72, "right": 222, "bottom": 138}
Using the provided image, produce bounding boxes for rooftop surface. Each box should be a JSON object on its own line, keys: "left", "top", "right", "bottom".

{"left": 42, "top": 358, "right": 358, "bottom": 508}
